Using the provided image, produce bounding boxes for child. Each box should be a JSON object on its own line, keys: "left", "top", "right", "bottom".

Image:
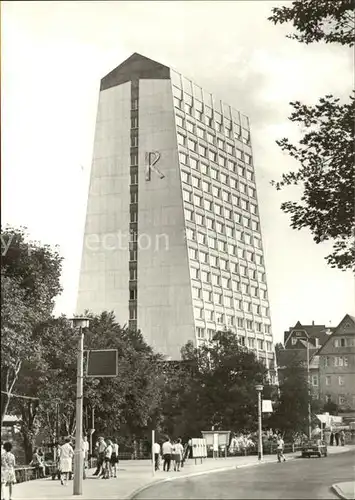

{"left": 1, "top": 442, "right": 16, "bottom": 500}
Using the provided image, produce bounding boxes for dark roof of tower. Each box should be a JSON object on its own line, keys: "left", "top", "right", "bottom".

{"left": 100, "top": 53, "right": 170, "bottom": 91}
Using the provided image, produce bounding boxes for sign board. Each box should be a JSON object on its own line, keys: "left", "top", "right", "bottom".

{"left": 262, "top": 400, "right": 273, "bottom": 413}
{"left": 191, "top": 438, "right": 207, "bottom": 458}
{"left": 86, "top": 349, "right": 118, "bottom": 377}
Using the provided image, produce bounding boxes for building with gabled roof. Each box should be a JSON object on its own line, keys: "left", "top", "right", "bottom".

{"left": 317, "top": 314, "right": 355, "bottom": 414}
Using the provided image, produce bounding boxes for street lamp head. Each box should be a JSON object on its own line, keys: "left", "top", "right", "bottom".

{"left": 70, "top": 316, "right": 90, "bottom": 329}
{"left": 255, "top": 384, "right": 264, "bottom": 392}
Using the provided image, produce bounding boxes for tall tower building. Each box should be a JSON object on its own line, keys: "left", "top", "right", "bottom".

{"left": 77, "top": 53, "right": 276, "bottom": 376}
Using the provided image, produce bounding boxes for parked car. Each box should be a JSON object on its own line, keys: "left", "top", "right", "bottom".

{"left": 301, "top": 439, "right": 327, "bottom": 458}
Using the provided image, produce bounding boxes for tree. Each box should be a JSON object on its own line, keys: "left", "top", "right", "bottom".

{"left": 268, "top": 1, "right": 355, "bottom": 270}
{"left": 268, "top": 0, "right": 355, "bottom": 46}
{"left": 269, "top": 360, "right": 310, "bottom": 440}
{"left": 1, "top": 226, "right": 63, "bottom": 423}
{"left": 160, "top": 331, "right": 267, "bottom": 438}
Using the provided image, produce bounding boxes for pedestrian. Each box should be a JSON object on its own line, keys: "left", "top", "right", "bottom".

{"left": 276, "top": 435, "right": 286, "bottom": 463}
{"left": 335, "top": 431, "right": 340, "bottom": 446}
{"left": 111, "top": 439, "right": 119, "bottom": 478}
{"left": 1, "top": 442, "right": 16, "bottom": 500}
{"left": 330, "top": 431, "right": 334, "bottom": 446}
{"left": 30, "top": 448, "right": 45, "bottom": 478}
{"left": 183, "top": 438, "right": 192, "bottom": 464}
{"left": 59, "top": 437, "right": 74, "bottom": 486}
{"left": 173, "top": 438, "right": 184, "bottom": 472}
{"left": 93, "top": 437, "right": 106, "bottom": 477}
{"left": 153, "top": 441, "right": 161, "bottom": 471}
{"left": 162, "top": 437, "right": 172, "bottom": 472}
{"left": 340, "top": 430, "right": 345, "bottom": 446}
{"left": 103, "top": 439, "right": 113, "bottom": 479}
{"left": 82, "top": 436, "right": 89, "bottom": 479}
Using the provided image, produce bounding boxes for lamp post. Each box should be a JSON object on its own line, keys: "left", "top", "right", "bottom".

{"left": 298, "top": 336, "right": 312, "bottom": 439}
{"left": 70, "top": 316, "right": 90, "bottom": 496}
{"left": 255, "top": 384, "right": 263, "bottom": 461}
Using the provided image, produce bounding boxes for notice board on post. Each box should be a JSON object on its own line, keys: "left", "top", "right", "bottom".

{"left": 86, "top": 349, "right": 118, "bottom": 377}
{"left": 191, "top": 438, "right": 207, "bottom": 458}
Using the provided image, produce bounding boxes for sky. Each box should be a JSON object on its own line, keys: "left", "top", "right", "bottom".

{"left": 2, "top": 1, "right": 354, "bottom": 343}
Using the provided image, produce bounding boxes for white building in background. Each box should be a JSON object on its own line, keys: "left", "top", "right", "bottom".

{"left": 77, "top": 53, "right": 276, "bottom": 377}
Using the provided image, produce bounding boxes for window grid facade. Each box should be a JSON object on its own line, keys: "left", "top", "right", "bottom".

{"left": 173, "top": 70, "right": 273, "bottom": 361}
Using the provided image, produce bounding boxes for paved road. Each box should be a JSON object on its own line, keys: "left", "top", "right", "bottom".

{"left": 133, "top": 449, "right": 355, "bottom": 499}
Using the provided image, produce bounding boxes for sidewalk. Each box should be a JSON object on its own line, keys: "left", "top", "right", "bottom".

{"left": 332, "top": 482, "right": 355, "bottom": 500}
{"left": 11, "top": 445, "right": 353, "bottom": 500}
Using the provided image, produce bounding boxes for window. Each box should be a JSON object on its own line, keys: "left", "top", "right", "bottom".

{"left": 177, "top": 133, "right": 186, "bottom": 146}
{"left": 232, "top": 195, "right": 240, "bottom": 206}
{"left": 262, "top": 289, "right": 268, "bottom": 299}
{"left": 254, "top": 237, "right": 261, "bottom": 249}
{"left": 186, "top": 121, "right": 194, "bottom": 133}
{"left": 236, "top": 149, "right": 243, "bottom": 161}
{"left": 185, "top": 103, "right": 192, "bottom": 115}
{"left": 338, "top": 376, "right": 344, "bottom": 386}
{"left": 181, "top": 171, "right": 190, "bottom": 184}
{"left": 227, "top": 315, "right": 234, "bottom": 326}
{"left": 312, "top": 375, "right": 318, "bottom": 386}
{"left": 179, "top": 152, "right": 187, "bottom": 164}
{"left": 250, "top": 204, "right": 258, "bottom": 215}
{"left": 246, "top": 170, "right": 254, "bottom": 181}
{"left": 190, "top": 157, "right": 198, "bottom": 170}
{"left": 207, "top": 328, "right": 215, "bottom": 340}
{"left": 220, "top": 259, "right": 228, "bottom": 271}
{"left": 218, "top": 240, "right": 226, "bottom": 252}
{"left": 216, "top": 312, "right": 224, "bottom": 324}
{"left": 247, "top": 251, "right": 255, "bottom": 262}
{"left": 131, "top": 98, "right": 138, "bottom": 110}
{"left": 189, "top": 248, "right": 197, "bottom": 260}
{"left": 202, "top": 180, "right": 211, "bottom": 192}
{"left": 211, "top": 168, "right": 219, "bottom": 180}
{"left": 197, "top": 127, "right": 205, "bottom": 139}
{"left": 186, "top": 228, "right": 195, "bottom": 240}
{"left": 214, "top": 292, "right": 222, "bottom": 304}
{"left": 209, "top": 150, "right": 217, "bottom": 162}
{"left": 256, "top": 254, "right": 264, "bottom": 265}
{"left": 192, "top": 286, "right": 201, "bottom": 298}
{"left": 210, "top": 255, "right": 218, "bottom": 267}
{"left": 334, "top": 338, "right": 347, "bottom": 347}
{"left": 129, "top": 268, "right": 137, "bottom": 280}
{"left": 220, "top": 173, "right": 228, "bottom": 185}
{"left": 207, "top": 132, "right": 214, "bottom": 144}
{"left": 130, "top": 191, "right": 138, "bottom": 203}
{"left": 196, "top": 327, "right": 205, "bottom": 338}
{"left": 184, "top": 209, "right": 193, "bottom": 221}
{"left": 292, "top": 338, "right": 297, "bottom": 346}
{"left": 213, "top": 186, "right": 221, "bottom": 198}
{"left": 194, "top": 194, "right": 202, "bottom": 207}
{"left": 130, "top": 211, "right": 138, "bottom": 223}
{"left": 194, "top": 307, "right": 203, "bottom": 319}
{"left": 242, "top": 283, "right": 250, "bottom": 294}
{"left": 258, "top": 340, "right": 264, "bottom": 350}
{"left": 188, "top": 138, "right": 197, "bottom": 152}
{"left": 234, "top": 212, "right": 242, "bottom": 224}
{"left": 241, "top": 199, "right": 249, "bottom": 211}
{"left": 265, "top": 324, "right": 271, "bottom": 334}
{"left": 208, "top": 236, "right": 216, "bottom": 249}
{"left": 228, "top": 160, "right": 236, "bottom": 172}
{"left": 131, "top": 116, "right": 138, "bottom": 128}
{"left": 131, "top": 152, "right": 138, "bottom": 165}
{"left": 183, "top": 190, "right": 192, "bottom": 203}
{"left": 237, "top": 318, "right": 244, "bottom": 328}
{"left": 235, "top": 298, "right": 242, "bottom": 310}
{"left": 339, "top": 395, "right": 346, "bottom": 405}
{"left": 226, "top": 143, "right": 234, "bottom": 155}
{"left": 225, "top": 208, "right": 232, "bottom": 220}
{"left": 130, "top": 172, "right": 138, "bottom": 185}
{"left": 228, "top": 243, "right": 236, "bottom": 255}
{"left": 334, "top": 356, "right": 348, "bottom": 367}
{"left": 217, "top": 138, "right": 225, "bottom": 149}
{"left": 253, "top": 304, "right": 260, "bottom": 315}
{"left": 202, "top": 198, "right": 212, "bottom": 211}
{"left": 216, "top": 221, "right": 224, "bottom": 233}
{"left": 174, "top": 96, "right": 182, "bottom": 109}
{"left": 203, "top": 290, "right": 212, "bottom": 302}
{"left": 249, "top": 187, "right": 256, "bottom": 198}
{"left": 248, "top": 338, "right": 255, "bottom": 348}
{"left": 245, "top": 153, "right": 252, "bottom": 165}
{"left": 199, "top": 145, "right": 207, "bottom": 157}
{"left": 195, "top": 213, "right": 204, "bottom": 225}
{"left": 212, "top": 274, "right": 221, "bottom": 286}
{"left": 237, "top": 248, "right": 245, "bottom": 259}
{"left": 191, "top": 267, "right": 199, "bottom": 279}
{"left": 201, "top": 163, "right": 209, "bottom": 175}
{"left": 224, "top": 295, "right": 232, "bottom": 307}
{"left": 222, "top": 277, "right": 231, "bottom": 289}
{"left": 240, "top": 265, "right": 247, "bottom": 276}
{"left": 176, "top": 115, "right": 184, "bottom": 128}
{"left": 230, "top": 177, "right": 238, "bottom": 189}
{"left": 192, "top": 176, "right": 200, "bottom": 188}
{"left": 238, "top": 165, "right": 245, "bottom": 177}
{"left": 246, "top": 320, "right": 253, "bottom": 331}
{"left": 219, "top": 156, "right": 226, "bottom": 168}
{"left": 206, "top": 310, "right": 214, "bottom": 321}
{"left": 252, "top": 220, "right": 259, "bottom": 231}
{"left": 205, "top": 106, "right": 213, "bottom": 127}
{"left": 199, "top": 251, "right": 208, "bottom": 263}
{"left": 130, "top": 250, "right": 137, "bottom": 261}
{"left": 202, "top": 271, "right": 211, "bottom": 283}
{"left": 215, "top": 204, "right": 222, "bottom": 215}
{"left": 222, "top": 191, "right": 231, "bottom": 203}
{"left": 234, "top": 124, "right": 241, "bottom": 139}
{"left": 242, "top": 128, "right": 250, "bottom": 144}
{"left": 129, "top": 307, "right": 137, "bottom": 320}
{"left": 266, "top": 341, "right": 272, "bottom": 352}
{"left": 240, "top": 183, "right": 247, "bottom": 194}
{"left": 129, "top": 288, "right": 137, "bottom": 300}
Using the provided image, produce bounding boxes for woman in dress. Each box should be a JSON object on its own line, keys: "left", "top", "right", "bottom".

{"left": 59, "top": 437, "right": 74, "bottom": 486}
{"left": 1, "top": 441, "right": 16, "bottom": 500}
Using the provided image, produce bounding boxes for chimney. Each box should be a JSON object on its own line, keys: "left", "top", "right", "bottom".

{"left": 312, "top": 320, "right": 315, "bottom": 326}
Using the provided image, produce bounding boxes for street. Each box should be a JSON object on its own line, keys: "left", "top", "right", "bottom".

{"left": 133, "top": 449, "right": 355, "bottom": 499}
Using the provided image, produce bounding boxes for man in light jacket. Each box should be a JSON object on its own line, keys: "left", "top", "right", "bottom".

{"left": 162, "top": 438, "right": 172, "bottom": 472}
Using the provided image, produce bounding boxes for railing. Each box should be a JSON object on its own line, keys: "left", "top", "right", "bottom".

{"left": 15, "top": 464, "right": 57, "bottom": 484}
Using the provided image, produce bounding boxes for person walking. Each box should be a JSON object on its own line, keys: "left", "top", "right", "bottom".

{"left": 330, "top": 431, "right": 334, "bottom": 446}
{"left": 153, "top": 441, "right": 161, "bottom": 471}
{"left": 59, "top": 437, "right": 74, "bottom": 486}
{"left": 162, "top": 437, "right": 173, "bottom": 472}
{"left": 111, "top": 439, "right": 119, "bottom": 478}
{"left": 340, "top": 430, "right": 345, "bottom": 446}
{"left": 103, "top": 440, "right": 113, "bottom": 479}
{"left": 276, "top": 435, "right": 286, "bottom": 463}
{"left": 335, "top": 431, "right": 340, "bottom": 446}
{"left": 1, "top": 442, "right": 16, "bottom": 500}
{"left": 173, "top": 438, "right": 184, "bottom": 472}
{"left": 82, "top": 436, "right": 89, "bottom": 479}
{"left": 93, "top": 437, "right": 106, "bottom": 477}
